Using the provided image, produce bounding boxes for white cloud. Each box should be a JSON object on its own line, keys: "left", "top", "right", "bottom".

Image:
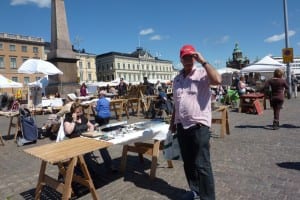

{"left": 139, "top": 28, "right": 154, "bottom": 36}
{"left": 150, "top": 35, "right": 162, "bottom": 41}
{"left": 215, "top": 35, "right": 229, "bottom": 44}
{"left": 264, "top": 30, "right": 296, "bottom": 43}
{"left": 10, "top": 0, "right": 50, "bottom": 8}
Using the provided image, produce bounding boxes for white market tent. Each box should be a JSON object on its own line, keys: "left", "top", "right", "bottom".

{"left": 0, "top": 74, "right": 23, "bottom": 88}
{"left": 241, "top": 55, "right": 286, "bottom": 73}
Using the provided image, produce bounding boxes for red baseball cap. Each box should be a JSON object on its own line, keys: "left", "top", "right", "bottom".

{"left": 180, "top": 45, "right": 196, "bottom": 58}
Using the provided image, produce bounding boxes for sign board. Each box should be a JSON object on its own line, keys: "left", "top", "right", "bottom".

{"left": 282, "top": 48, "right": 294, "bottom": 63}
{"left": 253, "top": 99, "right": 263, "bottom": 115}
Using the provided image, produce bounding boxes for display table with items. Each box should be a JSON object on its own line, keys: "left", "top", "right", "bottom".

{"left": 238, "top": 93, "right": 264, "bottom": 115}
{"left": 82, "top": 120, "right": 172, "bottom": 179}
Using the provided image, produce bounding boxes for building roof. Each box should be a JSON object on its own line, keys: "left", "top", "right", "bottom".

{"left": 96, "top": 47, "right": 172, "bottom": 63}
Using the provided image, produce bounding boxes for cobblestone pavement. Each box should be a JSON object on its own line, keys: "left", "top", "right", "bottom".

{"left": 0, "top": 97, "right": 299, "bottom": 200}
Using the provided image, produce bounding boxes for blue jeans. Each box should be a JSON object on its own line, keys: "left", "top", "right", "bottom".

{"left": 177, "top": 123, "right": 215, "bottom": 200}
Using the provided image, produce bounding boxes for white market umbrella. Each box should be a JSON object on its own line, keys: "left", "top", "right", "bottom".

{"left": 217, "top": 67, "right": 240, "bottom": 75}
{"left": 18, "top": 59, "right": 63, "bottom": 75}
{"left": 0, "top": 74, "right": 23, "bottom": 88}
{"left": 27, "top": 75, "right": 49, "bottom": 88}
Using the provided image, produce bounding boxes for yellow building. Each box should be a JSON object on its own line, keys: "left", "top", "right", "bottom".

{"left": 75, "top": 50, "right": 97, "bottom": 83}
{"left": 0, "top": 33, "right": 46, "bottom": 97}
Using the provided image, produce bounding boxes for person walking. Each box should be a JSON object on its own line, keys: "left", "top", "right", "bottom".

{"left": 264, "top": 69, "right": 289, "bottom": 130}
{"left": 291, "top": 73, "right": 298, "bottom": 98}
{"left": 169, "top": 44, "right": 221, "bottom": 200}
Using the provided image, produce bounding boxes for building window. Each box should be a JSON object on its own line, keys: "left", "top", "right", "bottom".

{"left": 128, "top": 63, "right": 130, "bottom": 69}
{"left": 12, "top": 77, "right": 18, "bottom": 82}
{"left": 79, "top": 61, "right": 83, "bottom": 69}
{"left": 21, "top": 45, "right": 27, "bottom": 52}
{"left": 0, "top": 56, "right": 4, "bottom": 68}
{"left": 133, "top": 64, "right": 135, "bottom": 70}
{"left": 80, "top": 72, "right": 83, "bottom": 81}
{"left": 88, "top": 73, "right": 92, "bottom": 81}
{"left": 33, "top": 47, "right": 39, "bottom": 53}
{"left": 24, "top": 77, "right": 30, "bottom": 84}
{"left": 123, "top": 63, "right": 125, "bottom": 69}
{"left": 87, "top": 62, "right": 91, "bottom": 69}
{"left": 0, "top": 43, "right": 3, "bottom": 50}
{"left": 10, "top": 44, "right": 16, "bottom": 51}
{"left": 117, "top": 63, "right": 120, "bottom": 69}
{"left": 10, "top": 57, "right": 17, "bottom": 69}
{"left": 22, "top": 57, "right": 28, "bottom": 63}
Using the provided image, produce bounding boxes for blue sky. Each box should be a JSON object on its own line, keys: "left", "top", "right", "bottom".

{"left": 1, "top": 0, "right": 300, "bottom": 69}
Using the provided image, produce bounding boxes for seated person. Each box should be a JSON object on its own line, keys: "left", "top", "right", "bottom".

{"left": 64, "top": 102, "right": 116, "bottom": 172}
{"left": 157, "top": 86, "right": 173, "bottom": 115}
{"left": 238, "top": 76, "right": 247, "bottom": 96}
{"left": 94, "top": 90, "right": 111, "bottom": 126}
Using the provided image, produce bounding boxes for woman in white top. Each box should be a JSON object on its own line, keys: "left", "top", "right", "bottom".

{"left": 238, "top": 76, "right": 246, "bottom": 96}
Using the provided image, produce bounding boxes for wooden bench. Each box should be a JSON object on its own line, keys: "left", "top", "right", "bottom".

{"left": 24, "top": 137, "right": 112, "bottom": 200}
{"left": 0, "top": 111, "right": 20, "bottom": 140}
{"left": 120, "top": 140, "right": 173, "bottom": 179}
{"left": 110, "top": 99, "right": 129, "bottom": 120}
{"left": 126, "top": 97, "right": 140, "bottom": 116}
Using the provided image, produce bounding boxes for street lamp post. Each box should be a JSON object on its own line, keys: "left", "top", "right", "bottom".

{"left": 283, "top": 0, "right": 292, "bottom": 99}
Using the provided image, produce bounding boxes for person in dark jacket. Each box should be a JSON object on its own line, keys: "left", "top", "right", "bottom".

{"left": 264, "top": 69, "right": 289, "bottom": 130}
{"left": 117, "top": 78, "right": 127, "bottom": 96}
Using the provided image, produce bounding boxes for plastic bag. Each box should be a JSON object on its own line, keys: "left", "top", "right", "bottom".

{"left": 163, "top": 131, "right": 182, "bottom": 160}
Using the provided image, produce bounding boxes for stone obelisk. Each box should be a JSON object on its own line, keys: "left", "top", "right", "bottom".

{"left": 47, "top": 0, "right": 78, "bottom": 96}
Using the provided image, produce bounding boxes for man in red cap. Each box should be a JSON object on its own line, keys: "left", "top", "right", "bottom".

{"left": 169, "top": 44, "right": 221, "bottom": 200}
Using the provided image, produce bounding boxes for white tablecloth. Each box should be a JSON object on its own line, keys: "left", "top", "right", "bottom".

{"left": 93, "top": 121, "right": 169, "bottom": 145}
{"left": 41, "top": 98, "right": 63, "bottom": 107}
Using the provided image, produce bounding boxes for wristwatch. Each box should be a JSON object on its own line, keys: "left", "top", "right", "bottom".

{"left": 202, "top": 62, "right": 208, "bottom": 67}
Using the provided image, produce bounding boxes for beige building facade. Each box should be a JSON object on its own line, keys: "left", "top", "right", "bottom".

{"left": 75, "top": 51, "right": 97, "bottom": 83}
{"left": 96, "top": 47, "right": 178, "bottom": 83}
{"left": 0, "top": 33, "right": 45, "bottom": 84}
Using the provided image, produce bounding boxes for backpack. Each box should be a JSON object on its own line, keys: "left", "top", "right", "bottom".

{"left": 17, "top": 108, "right": 38, "bottom": 146}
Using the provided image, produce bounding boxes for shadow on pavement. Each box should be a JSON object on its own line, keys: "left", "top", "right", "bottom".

{"left": 20, "top": 155, "right": 155, "bottom": 199}
{"left": 280, "top": 124, "right": 300, "bottom": 128}
{"left": 123, "top": 171, "right": 186, "bottom": 200}
{"left": 236, "top": 124, "right": 300, "bottom": 130}
{"left": 277, "top": 162, "right": 300, "bottom": 171}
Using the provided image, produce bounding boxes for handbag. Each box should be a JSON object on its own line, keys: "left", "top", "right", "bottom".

{"left": 56, "top": 116, "right": 65, "bottom": 142}
{"left": 163, "top": 131, "right": 182, "bottom": 160}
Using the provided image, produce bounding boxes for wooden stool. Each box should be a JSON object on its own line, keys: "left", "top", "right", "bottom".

{"left": 0, "top": 132, "right": 4, "bottom": 145}
{"left": 212, "top": 106, "right": 230, "bottom": 138}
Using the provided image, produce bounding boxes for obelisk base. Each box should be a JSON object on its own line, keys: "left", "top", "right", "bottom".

{"left": 46, "top": 58, "right": 79, "bottom": 98}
